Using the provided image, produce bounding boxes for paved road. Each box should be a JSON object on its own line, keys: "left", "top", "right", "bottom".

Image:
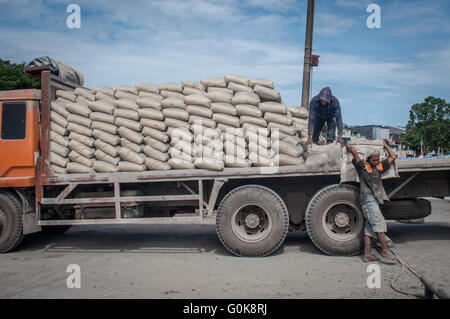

{"left": 1, "top": 198, "right": 449, "bottom": 299}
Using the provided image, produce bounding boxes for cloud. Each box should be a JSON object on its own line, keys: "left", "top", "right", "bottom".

{"left": 335, "top": 0, "right": 370, "bottom": 9}
{"left": 315, "top": 13, "right": 356, "bottom": 35}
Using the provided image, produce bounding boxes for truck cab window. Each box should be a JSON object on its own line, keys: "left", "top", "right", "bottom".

{"left": 1, "top": 102, "right": 26, "bottom": 140}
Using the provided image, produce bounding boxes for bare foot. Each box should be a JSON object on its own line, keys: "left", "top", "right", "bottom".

{"left": 364, "top": 254, "right": 379, "bottom": 262}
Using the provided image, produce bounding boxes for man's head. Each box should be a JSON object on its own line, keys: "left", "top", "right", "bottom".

{"left": 366, "top": 150, "right": 380, "bottom": 167}
{"left": 318, "top": 87, "right": 332, "bottom": 105}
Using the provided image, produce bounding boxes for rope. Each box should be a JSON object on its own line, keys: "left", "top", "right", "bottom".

{"left": 389, "top": 249, "right": 424, "bottom": 298}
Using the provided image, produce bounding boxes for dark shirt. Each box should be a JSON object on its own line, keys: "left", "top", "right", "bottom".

{"left": 308, "top": 94, "right": 343, "bottom": 138}
{"left": 353, "top": 159, "right": 391, "bottom": 205}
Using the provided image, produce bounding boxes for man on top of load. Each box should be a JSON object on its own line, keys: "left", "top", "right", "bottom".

{"left": 308, "top": 87, "right": 344, "bottom": 145}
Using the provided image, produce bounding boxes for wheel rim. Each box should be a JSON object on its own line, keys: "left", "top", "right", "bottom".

{"left": 231, "top": 202, "right": 273, "bottom": 243}
{"left": 321, "top": 201, "right": 364, "bottom": 242}
{"left": 0, "top": 208, "right": 7, "bottom": 239}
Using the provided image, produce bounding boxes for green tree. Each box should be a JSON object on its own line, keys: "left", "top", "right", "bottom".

{"left": 0, "top": 59, "right": 40, "bottom": 91}
{"left": 403, "top": 96, "right": 450, "bottom": 154}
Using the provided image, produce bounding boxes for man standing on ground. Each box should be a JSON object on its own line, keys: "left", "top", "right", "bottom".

{"left": 308, "top": 87, "right": 344, "bottom": 145}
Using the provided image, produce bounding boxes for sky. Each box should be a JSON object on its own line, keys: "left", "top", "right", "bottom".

{"left": 1, "top": 0, "right": 449, "bottom": 127}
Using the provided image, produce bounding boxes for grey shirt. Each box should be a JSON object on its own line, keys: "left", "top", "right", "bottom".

{"left": 353, "top": 159, "right": 390, "bottom": 205}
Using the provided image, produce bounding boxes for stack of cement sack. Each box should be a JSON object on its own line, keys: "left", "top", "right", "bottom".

{"left": 49, "top": 75, "right": 344, "bottom": 174}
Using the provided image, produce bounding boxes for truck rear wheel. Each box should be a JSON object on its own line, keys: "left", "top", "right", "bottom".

{"left": 0, "top": 191, "right": 24, "bottom": 253}
{"left": 305, "top": 184, "right": 364, "bottom": 256}
{"left": 216, "top": 185, "right": 289, "bottom": 257}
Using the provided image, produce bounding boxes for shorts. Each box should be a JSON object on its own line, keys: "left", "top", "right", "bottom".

{"left": 360, "top": 200, "right": 387, "bottom": 238}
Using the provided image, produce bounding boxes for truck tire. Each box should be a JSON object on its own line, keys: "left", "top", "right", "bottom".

{"left": 305, "top": 184, "right": 364, "bottom": 256}
{"left": 380, "top": 198, "right": 431, "bottom": 220}
{"left": 0, "top": 191, "right": 24, "bottom": 253}
{"left": 41, "top": 225, "right": 72, "bottom": 234}
{"left": 216, "top": 185, "right": 289, "bottom": 257}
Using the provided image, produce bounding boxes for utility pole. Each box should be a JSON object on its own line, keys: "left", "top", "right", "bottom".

{"left": 301, "top": 0, "right": 315, "bottom": 110}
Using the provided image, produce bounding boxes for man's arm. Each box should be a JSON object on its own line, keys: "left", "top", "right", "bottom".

{"left": 334, "top": 99, "right": 344, "bottom": 138}
{"left": 346, "top": 144, "right": 361, "bottom": 164}
{"left": 383, "top": 140, "right": 396, "bottom": 165}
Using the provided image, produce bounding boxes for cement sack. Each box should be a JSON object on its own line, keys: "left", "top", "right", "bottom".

{"left": 56, "top": 90, "right": 77, "bottom": 102}
{"left": 223, "top": 133, "right": 246, "bottom": 147}
{"left": 236, "top": 104, "right": 262, "bottom": 117}
{"left": 158, "top": 83, "right": 182, "bottom": 93}
{"left": 115, "top": 99, "right": 139, "bottom": 111}
{"left": 51, "top": 101, "right": 69, "bottom": 118}
{"left": 248, "top": 142, "right": 273, "bottom": 158}
{"left": 224, "top": 156, "right": 252, "bottom": 168}
{"left": 217, "top": 124, "right": 245, "bottom": 136}
{"left": 264, "top": 112, "right": 293, "bottom": 126}
{"left": 138, "top": 91, "right": 163, "bottom": 101}
{"left": 68, "top": 150, "right": 94, "bottom": 167}
{"left": 118, "top": 126, "right": 144, "bottom": 144}
{"left": 119, "top": 147, "right": 145, "bottom": 165}
{"left": 249, "top": 152, "right": 273, "bottom": 167}
{"left": 224, "top": 141, "right": 247, "bottom": 159}
{"left": 283, "top": 135, "right": 301, "bottom": 147}
{"left": 189, "top": 115, "right": 216, "bottom": 128}
{"left": 50, "top": 141, "right": 70, "bottom": 157}
{"left": 93, "top": 161, "right": 119, "bottom": 173}
{"left": 253, "top": 85, "right": 281, "bottom": 102}
{"left": 90, "top": 112, "right": 116, "bottom": 125}
{"left": 115, "top": 117, "right": 142, "bottom": 132}
{"left": 168, "top": 158, "right": 196, "bottom": 169}
{"left": 245, "top": 131, "right": 270, "bottom": 148}
{"left": 184, "top": 94, "right": 211, "bottom": 108}
{"left": 242, "top": 123, "right": 270, "bottom": 137}
{"left": 162, "top": 97, "right": 186, "bottom": 109}
{"left": 340, "top": 139, "right": 399, "bottom": 183}
{"left": 183, "top": 87, "right": 208, "bottom": 97}
{"left": 142, "top": 127, "right": 169, "bottom": 143}
{"left": 67, "top": 123, "right": 92, "bottom": 137}
{"left": 51, "top": 123, "right": 68, "bottom": 136}
{"left": 114, "top": 91, "right": 137, "bottom": 101}
{"left": 278, "top": 140, "right": 303, "bottom": 158}
{"left": 74, "top": 88, "right": 95, "bottom": 101}
{"left": 50, "top": 130, "right": 69, "bottom": 147}
{"left": 201, "top": 78, "right": 226, "bottom": 88}
{"left": 135, "top": 83, "right": 159, "bottom": 94}
{"left": 300, "top": 136, "right": 308, "bottom": 146}
{"left": 224, "top": 74, "right": 249, "bottom": 86}
{"left": 170, "top": 140, "right": 194, "bottom": 156}
{"left": 66, "top": 162, "right": 92, "bottom": 174}
{"left": 95, "top": 92, "right": 115, "bottom": 102}
{"left": 305, "top": 152, "right": 329, "bottom": 170}
{"left": 181, "top": 81, "right": 206, "bottom": 91}
{"left": 51, "top": 164, "right": 66, "bottom": 174}
{"left": 92, "top": 129, "right": 120, "bottom": 146}
{"left": 268, "top": 122, "right": 296, "bottom": 136}
{"left": 228, "top": 82, "right": 252, "bottom": 93}
{"left": 211, "top": 102, "right": 237, "bottom": 116}
{"left": 66, "top": 102, "right": 90, "bottom": 118}
{"left": 231, "top": 92, "right": 260, "bottom": 106}
{"left": 194, "top": 158, "right": 224, "bottom": 171}
{"left": 143, "top": 145, "right": 169, "bottom": 162}
{"left": 88, "top": 100, "right": 115, "bottom": 115}
{"left": 68, "top": 132, "right": 95, "bottom": 147}
{"left": 163, "top": 108, "right": 189, "bottom": 121}
{"left": 240, "top": 115, "right": 267, "bottom": 127}
{"left": 120, "top": 138, "right": 143, "bottom": 153}
{"left": 193, "top": 126, "right": 221, "bottom": 139}
{"left": 195, "top": 145, "right": 224, "bottom": 160}
{"left": 136, "top": 97, "right": 162, "bottom": 110}
{"left": 187, "top": 105, "right": 213, "bottom": 118}
{"left": 293, "top": 117, "right": 308, "bottom": 127}
{"left": 138, "top": 108, "right": 164, "bottom": 121}
{"left": 69, "top": 140, "right": 95, "bottom": 158}
{"left": 248, "top": 78, "right": 274, "bottom": 89}
{"left": 212, "top": 113, "right": 240, "bottom": 128}
{"left": 95, "top": 149, "right": 120, "bottom": 166}
{"left": 169, "top": 147, "right": 194, "bottom": 162}
{"left": 118, "top": 161, "right": 146, "bottom": 172}
{"left": 278, "top": 154, "right": 305, "bottom": 166}
{"left": 55, "top": 97, "right": 72, "bottom": 104}
{"left": 114, "top": 108, "right": 139, "bottom": 121}
{"left": 164, "top": 117, "right": 190, "bottom": 130}
{"left": 144, "top": 136, "right": 170, "bottom": 153}
{"left": 206, "top": 91, "right": 232, "bottom": 104}
{"left": 94, "top": 139, "right": 121, "bottom": 157}
{"left": 195, "top": 135, "right": 223, "bottom": 148}
{"left": 91, "top": 121, "right": 117, "bottom": 135}
{"left": 76, "top": 96, "right": 89, "bottom": 103}
{"left": 67, "top": 114, "right": 91, "bottom": 128}
{"left": 288, "top": 106, "right": 308, "bottom": 119}
{"left": 93, "top": 87, "right": 114, "bottom": 96}
{"left": 168, "top": 128, "right": 193, "bottom": 142}
{"left": 145, "top": 158, "right": 171, "bottom": 170}
{"left": 51, "top": 111, "right": 68, "bottom": 128}
{"left": 160, "top": 90, "right": 185, "bottom": 100}
{"left": 113, "top": 85, "right": 137, "bottom": 95}
{"left": 140, "top": 118, "right": 166, "bottom": 131}
{"left": 50, "top": 152, "right": 68, "bottom": 167}
{"left": 208, "top": 87, "right": 234, "bottom": 95}
{"left": 258, "top": 102, "right": 286, "bottom": 115}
